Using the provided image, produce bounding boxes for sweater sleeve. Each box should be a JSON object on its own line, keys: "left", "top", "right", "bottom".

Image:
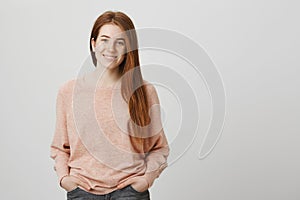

{"left": 50, "top": 87, "right": 70, "bottom": 187}
{"left": 141, "top": 83, "right": 170, "bottom": 188}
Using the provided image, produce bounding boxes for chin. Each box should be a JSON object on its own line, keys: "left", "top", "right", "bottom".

{"left": 103, "top": 62, "right": 119, "bottom": 70}
{"left": 97, "top": 57, "right": 124, "bottom": 70}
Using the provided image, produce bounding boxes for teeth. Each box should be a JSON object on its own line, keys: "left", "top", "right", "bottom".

{"left": 104, "top": 54, "right": 117, "bottom": 58}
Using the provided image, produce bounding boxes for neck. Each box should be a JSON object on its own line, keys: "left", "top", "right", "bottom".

{"left": 92, "top": 63, "right": 121, "bottom": 87}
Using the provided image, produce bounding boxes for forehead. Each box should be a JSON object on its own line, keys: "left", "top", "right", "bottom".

{"left": 98, "top": 24, "right": 125, "bottom": 38}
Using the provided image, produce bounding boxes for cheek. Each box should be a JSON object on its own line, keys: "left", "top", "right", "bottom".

{"left": 94, "top": 51, "right": 102, "bottom": 60}
{"left": 94, "top": 46, "right": 105, "bottom": 59}
{"left": 118, "top": 48, "right": 126, "bottom": 56}
{"left": 94, "top": 44, "right": 105, "bottom": 53}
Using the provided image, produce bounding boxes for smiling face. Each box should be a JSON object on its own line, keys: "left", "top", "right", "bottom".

{"left": 91, "top": 23, "right": 127, "bottom": 70}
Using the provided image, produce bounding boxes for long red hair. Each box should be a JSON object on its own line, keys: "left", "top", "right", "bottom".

{"left": 89, "top": 11, "right": 151, "bottom": 153}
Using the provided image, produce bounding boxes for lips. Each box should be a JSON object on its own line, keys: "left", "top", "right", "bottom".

{"left": 103, "top": 54, "right": 117, "bottom": 60}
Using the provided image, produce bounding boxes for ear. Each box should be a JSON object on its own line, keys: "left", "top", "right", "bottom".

{"left": 91, "top": 38, "right": 96, "bottom": 52}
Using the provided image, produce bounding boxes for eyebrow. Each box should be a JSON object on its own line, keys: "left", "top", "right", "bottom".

{"left": 100, "top": 35, "right": 125, "bottom": 41}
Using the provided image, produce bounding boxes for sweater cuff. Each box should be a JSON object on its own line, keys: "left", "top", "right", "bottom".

{"left": 142, "top": 162, "right": 167, "bottom": 188}
{"left": 141, "top": 171, "right": 158, "bottom": 188}
{"left": 59, "top": 175, "right": 69, "bottom": 187}
{"left": 55, "top": 166, "right": 69, "bottom": 187}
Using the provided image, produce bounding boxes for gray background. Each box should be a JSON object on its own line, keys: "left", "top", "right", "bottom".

{"left": 0, "top": 0, "right": 299, "bottom": 199}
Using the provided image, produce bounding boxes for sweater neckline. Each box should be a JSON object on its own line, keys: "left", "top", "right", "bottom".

{"left": 73, "top": 77, "right": 122, "bottom": 92}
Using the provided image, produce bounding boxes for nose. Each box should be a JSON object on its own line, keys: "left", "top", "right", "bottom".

{"left": 107, "top": 40, "right": 116, "bottom": 52}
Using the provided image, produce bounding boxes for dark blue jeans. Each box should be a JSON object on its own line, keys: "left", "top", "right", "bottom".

{"left": 66, "top": 185, "right": 150, "bottom": 200}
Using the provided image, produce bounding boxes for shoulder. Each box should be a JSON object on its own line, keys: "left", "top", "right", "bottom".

{"left": 55, "top": 78, "right": 78, "bottom": 106}
{"left": 142, "top": 80, "right": 160, "bottom": 104}
{"left": 142, "top": 80, "right": 157, "bottom": 95}
{"left": 57, "top": 78, "right": 77, "bottom": 95}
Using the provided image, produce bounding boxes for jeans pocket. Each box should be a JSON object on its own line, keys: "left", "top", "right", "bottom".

{"left": 67, "top": 187, "right": 80, "bottom": 195}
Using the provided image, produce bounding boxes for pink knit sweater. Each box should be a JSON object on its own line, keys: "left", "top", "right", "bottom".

{"left": 50, "top": 78, "right": 169, "bottom": 195}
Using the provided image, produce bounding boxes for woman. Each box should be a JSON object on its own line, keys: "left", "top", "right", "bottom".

{"left": 50, "top": 11, "right": 170, "bottom": 200}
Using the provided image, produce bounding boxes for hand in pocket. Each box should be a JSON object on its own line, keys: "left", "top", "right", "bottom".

{"left": 117, "top": 176, "right": 149, "bottom": 193}
{"left": 61, "top": 175, "right": 88, "bottom": 192}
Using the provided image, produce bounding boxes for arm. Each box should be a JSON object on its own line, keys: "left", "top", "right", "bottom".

{"left": 141, "top": 84, "right": 170, "bottom": 188}
{"left": 50, "top": 88, "right": 70, "bottom": 187}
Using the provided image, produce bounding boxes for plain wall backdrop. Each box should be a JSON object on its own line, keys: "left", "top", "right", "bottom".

{"left": 0, "top": 0, "right": 299, "bottom": 199}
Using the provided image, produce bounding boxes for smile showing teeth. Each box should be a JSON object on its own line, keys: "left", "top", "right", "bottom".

{"left": 103, "top": 54, "right": 117, "bottom": 59}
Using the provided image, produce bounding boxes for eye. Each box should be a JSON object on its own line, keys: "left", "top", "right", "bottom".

{"left": 116, "top": 41, "right": 125, "bottom": 46}
{"left": 100, "top": 39, "right": 108, "bottom": 42}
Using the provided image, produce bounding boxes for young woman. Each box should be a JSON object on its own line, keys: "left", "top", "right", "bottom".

{"left": 50, "top": 11, "right": 170, "bottom": 200}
